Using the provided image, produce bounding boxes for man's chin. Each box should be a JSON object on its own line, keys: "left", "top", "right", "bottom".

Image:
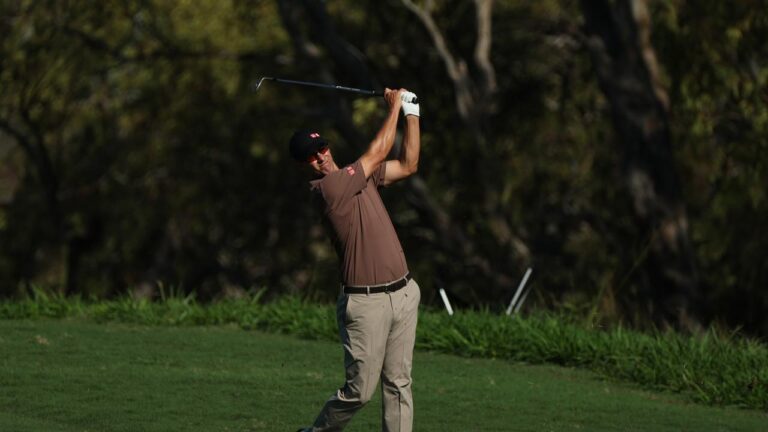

{"left": 319, "top": 163, "right": 334, "bottom": 175}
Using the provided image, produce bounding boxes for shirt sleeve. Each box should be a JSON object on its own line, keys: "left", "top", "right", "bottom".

{"left": 372, "top": 160, "right": 387, "bottom": 188}
{"left": 319, "top": 160, "right": 367, "bottom": 210}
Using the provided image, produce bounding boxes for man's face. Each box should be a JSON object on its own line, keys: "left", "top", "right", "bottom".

{"left": 307, "top": 145, "right": 334, "bottom": 176}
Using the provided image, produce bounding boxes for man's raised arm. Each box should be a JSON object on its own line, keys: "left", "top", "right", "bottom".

{"left": 359, "top": 88, "right": 405, "bottom": 179}
{"left": 383, "top": 92, "right": 420, "bottom": 186}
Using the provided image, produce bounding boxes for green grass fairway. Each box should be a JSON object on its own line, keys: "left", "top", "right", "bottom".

{"left": 1, "top": 320, "right": 764, "bottom": 431}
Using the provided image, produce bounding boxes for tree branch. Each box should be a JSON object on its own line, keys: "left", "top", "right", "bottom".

{"left": 401, "top": 0, "right": 476, "bottom": 122}
{"left": 473, "top": 0, "right": 497, "bottom": 99}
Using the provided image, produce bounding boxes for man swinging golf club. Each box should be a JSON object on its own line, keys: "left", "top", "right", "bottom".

{"left": 292, "top": 88, "right": 421, "bottom": 432}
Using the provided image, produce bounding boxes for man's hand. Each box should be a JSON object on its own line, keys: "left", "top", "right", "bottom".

{"left": 401, "top": 91, "right": 419, "bottom": 117}
{"left": 384, "top": 88, "right": 405, "bottom": 110}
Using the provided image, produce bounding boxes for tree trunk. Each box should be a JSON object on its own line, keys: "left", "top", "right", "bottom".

{"left": 580, "top": 0, "right": 702, "bottom": 329}
{"left": 0, "top": 116, "right": 69, "bottom": 292}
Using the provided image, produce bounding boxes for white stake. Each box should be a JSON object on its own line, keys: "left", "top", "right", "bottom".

{"left": 513, "top": 280, "right": 534, "bottom": 314}
{"left": 506, "top": 267, "right": 533, "bottom": 315}
{"left": 438, "top": 288, "right": 454, "bottom": 316}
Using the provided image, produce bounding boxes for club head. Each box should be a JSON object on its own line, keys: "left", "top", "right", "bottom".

{"left": 252, "top": 76, "right": 273, "bottom": 92}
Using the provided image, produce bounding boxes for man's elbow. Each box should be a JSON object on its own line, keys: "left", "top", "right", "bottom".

{"left": 405, "top": 162, "right": 418, "bottom": 176}
{"left": 363, "top": 147, "right": 388, "bottom": 166}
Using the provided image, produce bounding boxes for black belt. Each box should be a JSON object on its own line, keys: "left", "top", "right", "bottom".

{"left": 343, "top": 273, "right": 411, "bottom": 294}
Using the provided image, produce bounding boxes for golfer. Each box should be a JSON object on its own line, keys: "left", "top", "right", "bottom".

{"left": 291, "top": 88, "right": 421, "bottom": 432}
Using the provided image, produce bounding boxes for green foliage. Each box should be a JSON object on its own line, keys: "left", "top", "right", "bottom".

{"left": 2, "top": 295, "right": 766, "bottom": 410}
{"left": 0, "top": 1, "right": 767, "bottom": 336}
{"left": 652, "top": 0, "right": 768, "bottom": 334}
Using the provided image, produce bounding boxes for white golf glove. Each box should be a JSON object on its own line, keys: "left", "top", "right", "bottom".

{"left": 400, "top": 91, "right": 419, "bottom": 117}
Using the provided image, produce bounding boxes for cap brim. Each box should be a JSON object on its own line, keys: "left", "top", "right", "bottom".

{"left": 302, "top": 140, "right": 327, "bottom": 159}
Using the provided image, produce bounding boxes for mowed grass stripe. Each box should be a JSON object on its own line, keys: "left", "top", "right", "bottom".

{"left": 0, "top": 319, "right": 764, "bottom": 432}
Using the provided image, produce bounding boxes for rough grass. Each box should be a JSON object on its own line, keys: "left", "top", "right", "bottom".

{"left": 1, "top": 290, "right": 766, "bottom": 410}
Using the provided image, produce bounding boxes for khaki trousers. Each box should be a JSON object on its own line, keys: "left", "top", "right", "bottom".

{"left": 311, "top": 278, "right": 420, "bottom": 432}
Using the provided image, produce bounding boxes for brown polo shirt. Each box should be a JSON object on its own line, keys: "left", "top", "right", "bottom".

{"left": 310, "top": 160, "right": 408, "bottom": 286}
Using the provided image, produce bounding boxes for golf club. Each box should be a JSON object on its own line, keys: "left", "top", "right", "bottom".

{"left": 253, "top": 77, "right": 418, "bottom": 103}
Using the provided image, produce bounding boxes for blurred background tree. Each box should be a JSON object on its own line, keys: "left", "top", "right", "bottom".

{"left": 1, "top": 0, "right": 766, "bottom": 336}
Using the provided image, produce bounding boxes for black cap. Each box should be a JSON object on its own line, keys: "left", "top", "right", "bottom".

{"left": 289, "top": 129, "right": 328, "bottom": 161}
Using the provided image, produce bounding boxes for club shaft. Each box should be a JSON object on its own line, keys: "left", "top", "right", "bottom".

{"left": 268, "top": 77, "right": 382, "bottom": 97}
{"left": 257, "top": 77, "right": 417, "bottom": 102}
